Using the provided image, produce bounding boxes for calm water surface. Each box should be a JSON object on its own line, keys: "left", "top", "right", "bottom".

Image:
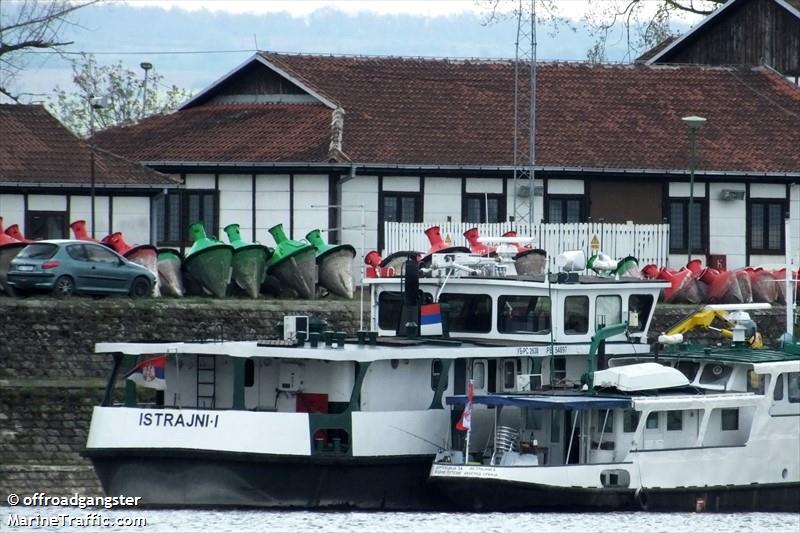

{"left": 5, "top": 508, "right": 800, "bottom": 533}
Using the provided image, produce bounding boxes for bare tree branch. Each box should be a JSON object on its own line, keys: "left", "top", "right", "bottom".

{"left": 0, "top": 0, "right": 96, "bottom": 101}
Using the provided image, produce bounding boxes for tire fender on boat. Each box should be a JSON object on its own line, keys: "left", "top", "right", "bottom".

{"left": 634, "top": 487, "right": 649, "bottom": 510}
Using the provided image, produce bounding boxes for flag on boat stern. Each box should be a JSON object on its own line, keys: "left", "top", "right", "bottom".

{"left": 125, "top": 355, "right": 167, "bottom": 390}
{"left": 420, "top": 303, "right": 443, "bottom": 335}
{"left": 456, "top": 380, "right": 474, "bottom": 431}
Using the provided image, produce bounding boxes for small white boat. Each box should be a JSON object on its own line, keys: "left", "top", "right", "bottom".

{"left": 429, "top": 322, "right": 800, "bottom": 512}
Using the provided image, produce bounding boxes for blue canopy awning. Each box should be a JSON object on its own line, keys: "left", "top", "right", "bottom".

{"left": 446, "top": 394, "right": 632, "bottom": 411}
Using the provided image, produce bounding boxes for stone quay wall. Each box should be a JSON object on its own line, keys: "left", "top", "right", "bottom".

{"left": 0, "top": 296, "right": 791, "bottom": 497}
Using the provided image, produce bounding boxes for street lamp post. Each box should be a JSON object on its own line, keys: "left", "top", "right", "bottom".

{"left": 140, "top": 62, "right": 153, "bottom": 118}
{"left": 681, "top": 115, "right": 706, "bottom": 263}
{"left": 89, "top": 96, "right": 108, "bottom": 239}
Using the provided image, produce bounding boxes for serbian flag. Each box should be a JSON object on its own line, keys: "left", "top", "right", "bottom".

{"left": 125, "top": 356, "right": 166, "bottom": 390}
{"left": 456, "top": 379, "right": 474, "bottom": 432}
{"left": 420, "top": 303, "right": 443, "bottom": 336}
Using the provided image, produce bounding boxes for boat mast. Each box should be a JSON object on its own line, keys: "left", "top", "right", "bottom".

{"left": 787, "top": 216, "right": 796, "bottom": 339}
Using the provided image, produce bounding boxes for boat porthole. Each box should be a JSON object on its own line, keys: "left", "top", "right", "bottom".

{"left": 782, "top": 468, "right": 788, "bottom": 480}
{"left": 712, "top": 365, "right": 723, "bottom": 376}
{"left": 390, "top": 359, "right": 399, "bottom": 369}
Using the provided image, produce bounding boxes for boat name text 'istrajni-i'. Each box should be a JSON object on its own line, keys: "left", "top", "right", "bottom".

{"left": 138, "top": 412, "right": 220, "bottom": 428}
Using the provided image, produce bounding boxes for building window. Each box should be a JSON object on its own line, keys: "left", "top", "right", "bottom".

{"left": 547, "top": 196, "right": 583, "bottom": 223}
{"left": 667, "top": 410, "right": 683, "bottom": 431}
{"left": 668, "top": 199, "right": 704, "bottom": 253}
{"left": 721, "top": 408, "right": 739, "bottom": 431}
{"left": 382, "top": 192, "right": 421, "bottom": 223}
{"left": 464, "top": 193, "right": 505, "bottom": 223}
{"left": 750, "top": 200, "right": 785, "bottom": 254}
{"left": 25, "top": 211, "right": 67, "bottom": 240}
{"left": 154, "top": 190, "right": 216, "bottom": 246}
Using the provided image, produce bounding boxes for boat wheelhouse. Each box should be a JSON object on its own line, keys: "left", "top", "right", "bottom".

{"left": 429, "top": 329, "right": 800, "bottom": 512}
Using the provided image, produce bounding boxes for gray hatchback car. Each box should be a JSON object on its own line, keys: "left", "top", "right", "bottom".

{"left": 7, "top": 240, "right": 155, "bottom": 297}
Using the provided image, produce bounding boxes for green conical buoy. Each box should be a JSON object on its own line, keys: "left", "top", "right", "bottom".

{"left": 223, "top": 223, "right": 272, "bottom": 298}
{"left": 183, "top": 222, "right": 233, "bottom": 298}
{"left": 267, "top": 224, "right": 317, "bottom": 299}
{"left": 305, "top": 229, "right": 356, "bottom": 299}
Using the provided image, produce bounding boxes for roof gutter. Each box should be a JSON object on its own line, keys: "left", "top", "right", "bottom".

{"left": 139, "top": 160, "right": 800, "bottom": 179}
{"left": 0, "top": 181, "right": 182, "bottom": 190}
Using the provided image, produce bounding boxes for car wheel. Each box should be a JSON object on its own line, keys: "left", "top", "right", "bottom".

{"left": 130, "top": 276, "right": 151, "bottom": 298}
{"left": 52, "top": 276, "right": 75, "bottom": 298}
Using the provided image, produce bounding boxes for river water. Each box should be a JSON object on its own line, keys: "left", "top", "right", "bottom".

{"left": 4, "top": 508, "right": 799, "bottom": 533}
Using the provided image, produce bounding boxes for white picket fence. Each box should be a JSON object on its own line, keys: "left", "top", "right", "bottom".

{"left": 384, "top": 221, "right": 671, "bottom": 270}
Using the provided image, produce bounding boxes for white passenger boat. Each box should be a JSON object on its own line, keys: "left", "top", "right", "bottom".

{"left": 429, "top": 320, "right": 800, "bottom": 512}
{"left": 82, "top": 250, "right": 671, "bottom": 508}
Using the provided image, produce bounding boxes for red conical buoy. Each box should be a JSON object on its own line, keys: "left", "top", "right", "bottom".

{"left": 641, "top": 264, "right": 660, "bottom": 279}
{"left": 685, "top": 259, "right": 703, "bottom": 274}
{"left": 424, "top": 226, "right": 448, "bottom": 255}
{"left": 4, "top": 224, "right": 30, "bottom": 243}
{"left": 106, "top": 232, "right": 133, "bottom": 255}
{"left": 70, "top": 220, "right": 98, "bottom": 242}
{"left": 463, "top": 227, "right": 495, "bottom": 256}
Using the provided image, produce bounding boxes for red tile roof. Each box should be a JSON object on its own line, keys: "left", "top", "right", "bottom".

{"left": 96, "top": 53, "right": 800, "bottom": 174}
{"left": 94, "top": 103, "right": 333, "bottom": 163}
{"left": 0, "top": 104, "right": 177, "bottom": 185}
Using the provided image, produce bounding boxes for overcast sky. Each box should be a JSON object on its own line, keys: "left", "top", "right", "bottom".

{"left": 7, "top": 0, "right": 703, "bottom": 104}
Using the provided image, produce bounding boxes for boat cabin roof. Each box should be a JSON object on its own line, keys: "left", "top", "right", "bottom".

{"left": 445, "top": 393, "right": 633, "bottom": 410}
{"left": 367, "top": 274, "right": 668, "bottom": 288}
{"left": 94, "top": 336, "right": 548, "bottom": 362}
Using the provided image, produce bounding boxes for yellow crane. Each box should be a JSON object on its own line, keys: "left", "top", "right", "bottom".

{"left": 660, "top": 304, "right": 770, "bottom": 349}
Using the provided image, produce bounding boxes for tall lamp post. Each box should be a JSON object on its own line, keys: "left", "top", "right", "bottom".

{"left": 681, "top": 115, "right": 706, "bottom": 263}
{"left": 140, "top": 62, "right": 153, "bottom": 118}
{"left": 89, "top": 96, "right": 109, "bottom": 239}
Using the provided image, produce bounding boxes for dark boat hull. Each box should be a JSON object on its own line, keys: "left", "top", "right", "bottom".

{"left": 85, "top": 449, "right": 450, "bottom": 510}
{"left": 431, "top": 477, "right": 800, "bottom": 512}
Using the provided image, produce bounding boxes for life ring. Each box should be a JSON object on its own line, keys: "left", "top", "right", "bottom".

{"left": 634, "top": 487, "right": 649, "bottom": 510}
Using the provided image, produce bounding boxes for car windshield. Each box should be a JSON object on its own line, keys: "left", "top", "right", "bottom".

{"left": 17, "top": 243, "right": 58, "bottom": 260}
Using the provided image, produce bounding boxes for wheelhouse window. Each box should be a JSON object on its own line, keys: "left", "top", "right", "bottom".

{"left": 464, "top": 193, "right": 505, "bottom": 223}
{"left": 645, "top": 412, "right": 659, "bottom": 429}
{"left": 628, "top": 294, "right": 654, "bottom": 333}
{"left": 623, "top": 410, "right": 640, "bottom": 433}
{"left": 675, "top": 361, "right": 700, "bottom": 382}
{"left": 667, "top": 410, "right": 683, "bottom": 431}
{"left": 746, "top": 370, "right": 766, "bottom": 395}
{"left": 788, "top": 372, "right": 800, "bottom": 403}
{"left": 750, "top": 200, "right": 785, "bottom": 254}
{"left": 378, "top": 291, "right": 403, "bottom": 330}
{"left": 439, "top": 293, "right": 492, "bottom": 333}
{"left": 595, "top": 295, "right": 621, "bottom": 330}
{"left": 547, "top": 196, "right": 583, "bottom": 223}
{"left": 721, "top": 408, "right": 739, "bottom": 431}
{"left": 564, "top": 296, "right": 589, "bottom": 335}
{"left": 774, "top": 373, "right": 784, "bottom": 401}
{"left": 154, "top": 190, "right": 216, "bottom": 246}
{"left": 597, "top": 410, "right": 614, "bottom": 433}
{"left": 25, "top": 211, "right": 67, "bottom": 240}
{"left": 668, "top": 199, "right": 705, "bottom": 254}
{"left": 699, "top": 364, "right": 732, "bottom": 387}
{"left": 382, "top": 192, "right": 421, "bottom": 222}
{"left": 497, "top": 295, "right": 551, "bottom": 334}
